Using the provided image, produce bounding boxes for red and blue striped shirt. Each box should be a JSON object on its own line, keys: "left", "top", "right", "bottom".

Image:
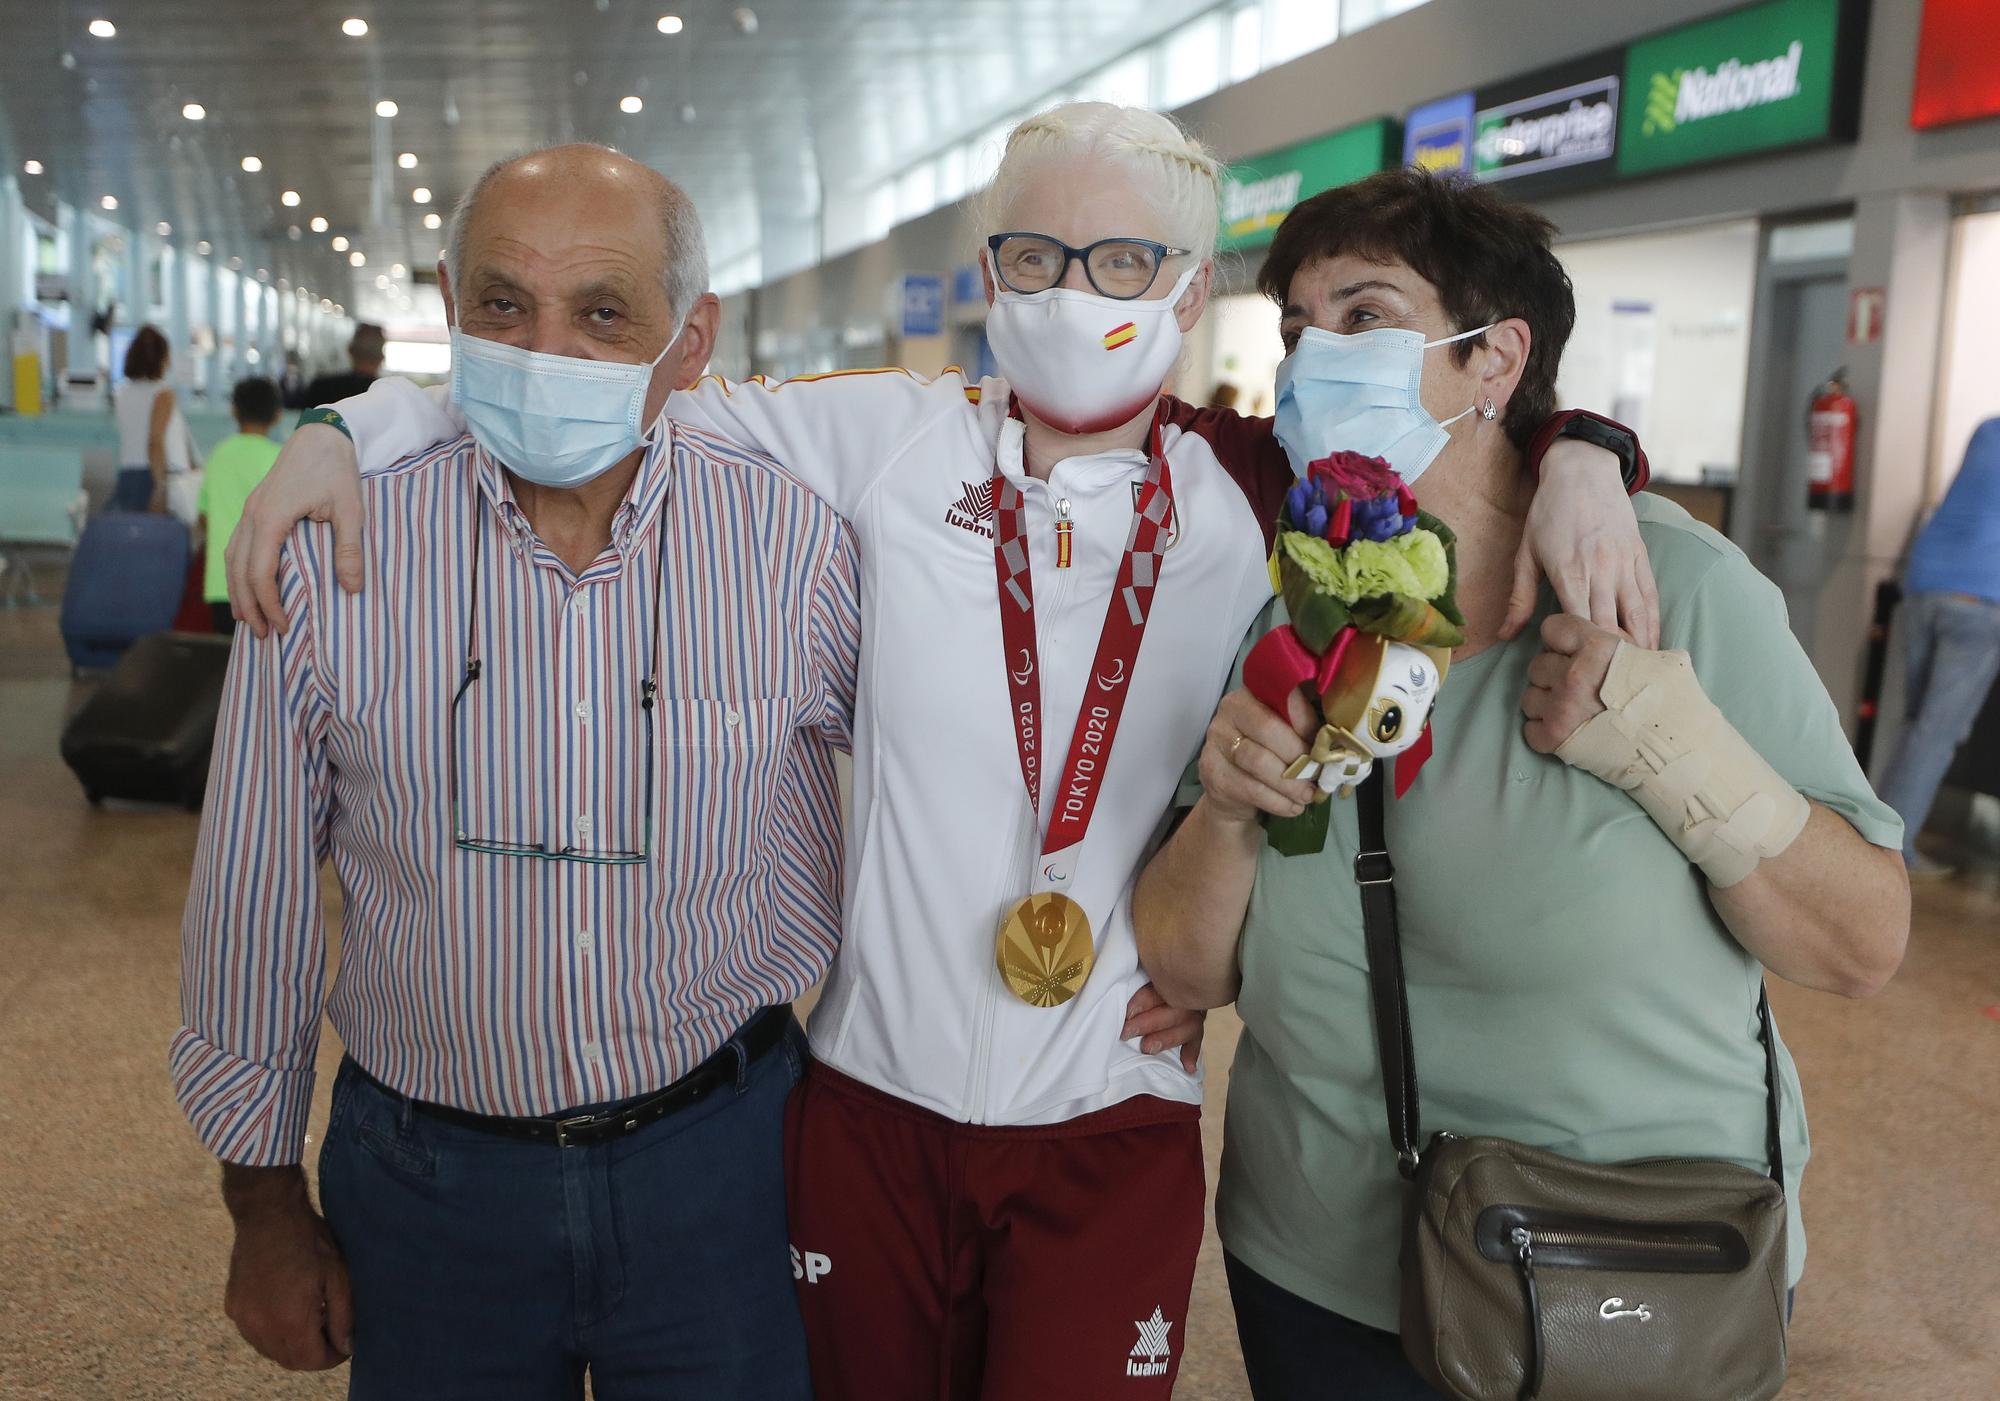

{"left": 172, "top": 423, "right": 859, "bottom": 1166}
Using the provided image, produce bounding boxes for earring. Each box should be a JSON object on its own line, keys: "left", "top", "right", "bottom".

{"left": 1480, "top": 399, "right": 1498, "bottom": 421}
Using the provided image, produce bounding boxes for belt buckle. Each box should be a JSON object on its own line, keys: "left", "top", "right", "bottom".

{"left": 554, "top": 1113, "right": 599, "bottom": 1148}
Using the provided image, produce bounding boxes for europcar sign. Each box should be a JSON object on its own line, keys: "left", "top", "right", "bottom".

{"left": 1617, "top": 0, "right": 1865, "bottom": 177}
{"left": 1218, "top": 119, "right": 1399, "bottom": 252}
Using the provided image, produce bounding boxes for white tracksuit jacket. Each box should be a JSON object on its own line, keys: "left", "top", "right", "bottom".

{"left": 336, "top": 369, "right": 1290, "bottom": 1125}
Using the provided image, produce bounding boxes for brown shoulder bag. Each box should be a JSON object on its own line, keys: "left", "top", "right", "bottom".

{"left": 1352, "top": 772, "right": 1791, "bottom": 1401}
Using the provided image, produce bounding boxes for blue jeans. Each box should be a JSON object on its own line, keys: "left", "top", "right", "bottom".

{"left": 1876, "top": 591, "right": 2000, "bottom": 860}
{"left": 317, "top": 1013, "right": 812, "bottom": 1401}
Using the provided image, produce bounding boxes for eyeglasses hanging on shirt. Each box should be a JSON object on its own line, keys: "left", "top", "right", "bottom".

{"left": 449, "top": 522, "right": 666, "bottom": 865}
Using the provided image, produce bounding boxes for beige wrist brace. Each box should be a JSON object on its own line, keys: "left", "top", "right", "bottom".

{"left": 1555, "top": 643, "right": 1810, "bottom": 887}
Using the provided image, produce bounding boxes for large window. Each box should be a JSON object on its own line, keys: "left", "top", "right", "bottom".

{"left": 787, "top": 0, "right": 1436, "bottom": 294}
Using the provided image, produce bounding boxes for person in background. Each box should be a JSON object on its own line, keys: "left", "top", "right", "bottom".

{"left": 196, "top": 378, "right": 283, "bottom": 632}
{"left": 1877, "top": 415, "right": 2000, "bottom": 877}
{"left": 113, "top": 325, "right": 201, "bottom": 520}
{"left": 278, "top": 350, "right": 309, "bottom": 410}
{"left": 300, "top": 322, "right": 386, "bottom": 406}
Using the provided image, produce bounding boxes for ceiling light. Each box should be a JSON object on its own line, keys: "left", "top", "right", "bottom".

{"left": 196, "top": 240, "right": 212, "bottom": 255}
{"left": 256, "top": 268, "right": 269, "bottom": 281}
{"left": 375, "top": 99, "right": 398, "bottom": 117}
{"left": 181, "top": 102, "right": 206, "bottom": 121}
{"left": 680, "top": 104, "right": 698, "bottom": 124}
{"left": 240, "top": 155, "right": 262, "bottom": 172}
{"left": 281, "top": 189, "right": 300, "bottom": 206}
{"left": 391, "top": 263, "right": 406, "bottom": 277}
{"left": 334, "top": 305, "right": 344, "bottom": 315}
{"left": 732, "top": 7, "right": 758, "bottom": 34}
{"left": 656, "top": 14, "right": 683, "bottom": 33}
{"left": 287, "top": 225, "right": 301, "bottom": 240}
{"left": 341, "top": 17, "right": 368, "bottom": 37}
{"left": 422, "top": 211, "right": 442, "bottom": 229}
{"left": 309, "top": 215, "right": 329, "bottom": 233}
{"left": 227, "top": 256, "right": 242, "bottom": 269}
{"left": 22, "top": 160, "right": 44, "bottom": 175}
{"left": 397, "top": 151, "right": 418, "bottom": 169}
{"left": 349, "top": 251, "right": 366, "bottom": 267}
{"left": 155, "top": 221, "right": 171, "bottom": 235}
{"left": 411, "top": 187, "right": 432, "bottom": 204}
{"left": 320, "top": 298, "right": 333, "bottom": 310}
{"left": 620, "top": 95, "right": 644, "bottom": 114}
{"left": 374, "top": 274, "right": 389, "bottom": 289}
{"left": 277, "top": 279, "right": 288, "bottom": 291}
{"left": 88, "top": 19, "right": 117, "bottom": 38}
{"left": 331, "top": 235, "right": 350, "bottom": 251}
{"left": 100, "top": 195, "right": 118, "bottom": 210}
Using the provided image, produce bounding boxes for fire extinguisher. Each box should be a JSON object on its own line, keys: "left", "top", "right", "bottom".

{"left": 1807, "top": 369, "right": 1857, "bottom": 512}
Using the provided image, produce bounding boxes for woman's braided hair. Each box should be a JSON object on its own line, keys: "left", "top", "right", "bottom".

{"left": 978, "top": 102, "right": 1222, "bottom": 263}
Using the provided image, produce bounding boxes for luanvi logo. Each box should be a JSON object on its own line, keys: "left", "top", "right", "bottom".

{"left": 1127, "top": 1306, "right": 1173, "bottom": 1378}
{"left": 946, "top": 479, "right": 996, "bottom": 539}
{"left": 1645, "top": 40, "right": 1804, "bottom": 135}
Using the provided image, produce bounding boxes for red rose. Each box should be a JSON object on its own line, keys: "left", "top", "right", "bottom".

{"left": 1307, "top": 451, "right": 1401, "bottom": 502}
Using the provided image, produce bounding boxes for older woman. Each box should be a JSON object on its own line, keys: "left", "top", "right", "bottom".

{"left": 1133, "top": 169, "right": 1910, "bottom": 1401}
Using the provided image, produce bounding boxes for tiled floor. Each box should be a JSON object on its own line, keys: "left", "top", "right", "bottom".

{"left": 3, "top": 598, "right": 1996, "bottom": 1399}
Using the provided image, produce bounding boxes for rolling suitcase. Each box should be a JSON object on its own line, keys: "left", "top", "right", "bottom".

{"left": 61, "top": 631, "right": 233, "bottom": 809}
{"left": 58, "top": 512, "right": 190, "bottom": 670}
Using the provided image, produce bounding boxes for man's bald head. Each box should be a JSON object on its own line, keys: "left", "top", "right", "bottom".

{"left": 445, "top": 144, "right": 708, "bottom": 322}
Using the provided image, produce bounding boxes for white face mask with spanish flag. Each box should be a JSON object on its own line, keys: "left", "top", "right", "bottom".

{"left": 984, "top": 252, "right": 1199, "bottom": 435}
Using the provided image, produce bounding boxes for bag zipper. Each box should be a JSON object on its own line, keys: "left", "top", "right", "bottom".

{"left": 1511, "top": 1228, "right": 1546, "bottom": 1401}
{"left": 1475, "top": 1206, "right": 1750, "bottom": 1274}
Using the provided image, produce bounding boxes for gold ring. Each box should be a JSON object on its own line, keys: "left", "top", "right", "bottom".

{"left": 1229, "top": 734, "right": 1246, "bottom": 759}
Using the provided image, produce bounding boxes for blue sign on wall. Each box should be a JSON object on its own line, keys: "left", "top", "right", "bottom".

{"left": 1403, "top": 91, "right": 1476, "bottom": 174}
{"left": 900, "top": 274, "right": 946, "bottom": 337}
{"left": 951, "top": 263, "right": 983, "bottom": 306}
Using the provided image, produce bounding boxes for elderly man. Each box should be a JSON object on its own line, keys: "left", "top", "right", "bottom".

{"left": 172, "top": 145, "right": 855, "bottom": 1399}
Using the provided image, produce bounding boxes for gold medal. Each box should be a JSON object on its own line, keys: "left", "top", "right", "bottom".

{"left": 995, "top": 892, "right": 1095, "bottom": 1007}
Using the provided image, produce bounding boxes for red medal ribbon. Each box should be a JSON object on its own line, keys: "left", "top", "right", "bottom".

{"left": 992, "top": 414, "right": 1174, "bottom": 882}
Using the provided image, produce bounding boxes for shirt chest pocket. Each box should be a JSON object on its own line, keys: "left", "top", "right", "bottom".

{"left": 657, "top": 696, "right": 797, "bottom": 884}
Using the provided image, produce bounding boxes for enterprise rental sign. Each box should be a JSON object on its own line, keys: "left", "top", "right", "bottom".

{"left": 1617, "top": 0, "right": 1859, "bottom": 176}
{"left": 1471, "top": 51, "right": 1625, "bottom": 194}
{"left": 1396, "top": 0, "right": 1860, "bottom": 194}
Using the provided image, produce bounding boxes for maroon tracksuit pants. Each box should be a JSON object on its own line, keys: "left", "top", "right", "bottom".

{"left": 784, "top": 1061, "right": 1206, "bottom": 1401}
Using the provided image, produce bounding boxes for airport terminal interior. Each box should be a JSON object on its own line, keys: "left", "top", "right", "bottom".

{"left": 2, "top": 0, "right": 1999, "bottom": 1397}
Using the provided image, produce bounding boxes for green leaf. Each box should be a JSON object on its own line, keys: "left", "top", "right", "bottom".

{"left": 1349, "top": 593, "right": 1466, "bottom": 649}
{"left": 1415, "top": 510, "right": 1466, "bottom": 629}
{"left": 1264, "top": 800, "right": 1331, "bottom": 857}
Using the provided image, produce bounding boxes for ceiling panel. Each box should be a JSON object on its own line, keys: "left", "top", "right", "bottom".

{"left": 0, "top": 0, "right": 1222, "bottom": 317}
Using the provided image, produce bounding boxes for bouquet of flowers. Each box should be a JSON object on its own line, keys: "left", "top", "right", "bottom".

{"left": 1243, "top": 451, "right": 1465, "bottom": 855}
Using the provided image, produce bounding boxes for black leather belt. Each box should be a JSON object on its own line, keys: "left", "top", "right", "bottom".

{"left": 350, "top": 1006, "right": 792, "bottom": 1148}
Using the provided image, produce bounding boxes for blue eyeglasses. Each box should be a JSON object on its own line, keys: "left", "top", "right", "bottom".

{"left": 986, "top": 232, "right": 1192, "bottom": 300}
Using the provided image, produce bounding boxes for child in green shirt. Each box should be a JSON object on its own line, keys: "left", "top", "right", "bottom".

{"left": 197, "top": 377, "right": 283, "bottom": 632}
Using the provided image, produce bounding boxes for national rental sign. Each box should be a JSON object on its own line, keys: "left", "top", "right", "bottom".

{"left": 1218, "top": 119, "right": 1398, "bottom": 252}
{"left": 1617, "top": 0, "right": 1855, "bottom": 177}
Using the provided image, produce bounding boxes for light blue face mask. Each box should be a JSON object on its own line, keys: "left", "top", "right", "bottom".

{"left": 450, "top": 324, "right": 682, "bottom": 489}
{"left": 1272, "top": 322, "right": 1495, "bottom": 484}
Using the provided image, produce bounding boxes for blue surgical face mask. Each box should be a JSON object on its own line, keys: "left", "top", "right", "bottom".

{"left": 1272, "top": 322, "right": 1494, "bottom": 484}
{"left": 450, "top": 324, "right": 682, "bottom": 489}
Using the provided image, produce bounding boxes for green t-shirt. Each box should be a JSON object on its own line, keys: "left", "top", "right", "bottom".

{"left": 1196, "top": 494, "right": 1902, "bottom": 1331}
{"left": 196, "top": 431, "right": 281, "bottom": 602}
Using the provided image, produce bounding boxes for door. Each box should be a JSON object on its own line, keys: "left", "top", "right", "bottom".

{"left": 1742, "top": 265, "right": 1849, "bottom": 649}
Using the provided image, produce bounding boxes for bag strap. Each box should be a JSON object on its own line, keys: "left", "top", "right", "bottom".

{"left": 1352, "top": 771, "right": 1787, "bottom": 1185}
{"left": 1354, "top": 771, "right": 1422, "bottom": 1177}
